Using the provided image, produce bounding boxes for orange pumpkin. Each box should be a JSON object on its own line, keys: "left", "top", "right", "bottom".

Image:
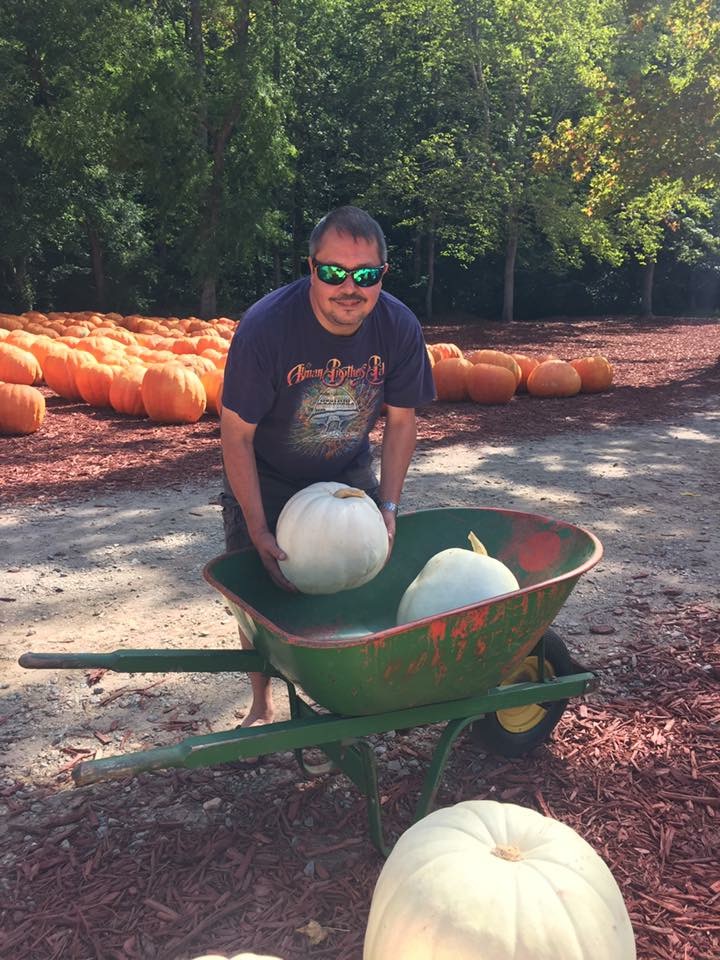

{"left": 432, "top": 357, "right": 473, "bottom": 402}
{"left": 466, "top": 349, "right": 521, "bottom": 385}
{"left": 109, "top": 365, "right": 147, "bottom": 416}
{"left": 0, "top": 383, "right": 46, "bottom": 434}
{"left": 76, "top": 335, "right": 122, "bottom": 361}
{"left": 43, "top": 351, "right": 80, "bottom": 400}
{"left": 75, "top": 362, "right": 118, "bottom": 407}
{"left": 171, "top": 337, "right": 200, "bottom": 356}
{"left": 63, "top": 324, "right": 92, "bottom": 338}
{"left": 21, "top": 311, "right": 47, "bottom": 324}
{"left": 5, "top": 330, "right": 37, "bottom": 350}
{"left": 510, "top": 353, "right": 539, "bottom": 392}
{"left": 0, "top": 314, "right": 24, "bottom": 332}
{"left": 200, "top": 348, "right": 226, "bottom": 368}
{"left": 0, "top": 342, "right": 43, "bottom": 385}
{"left": 201, "top": 367, "right": 224, "bottom": 416}
{"left": 65, "top": 348, "right": 98, "bottom": 381}
{"left": 179, "top": 354, "right": 216, "bottom": 376}
{"left": 196, "top": 334, "right": 226, "bottom": 354}
{"left": 570, "top": 355, "right": 614, "bottom": 393}
{"left": 186, "top": 318, "right": 210, "bottom": 334}
{"left": 27, "top": 334, "right": 56, "bottom": 370}
{"left": 134, "top": 318, "right": 159, "bottom": 334}
{"left": 466, "top": 363, "right": 517, "bottom": 404}
{"left": 101, "top": 327, "right": 136, "bottom": 347}
{"left": 141, "top": 362, "right": 206, "bottom": 424}
{"left": 527, "top": 360, "right": 582, "bottom": 398}
{"left": 429, "top": 342, "right": 464, "bottom": 363}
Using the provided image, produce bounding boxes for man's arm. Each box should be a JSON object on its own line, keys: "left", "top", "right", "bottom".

{"left": 220, "top": 406, "right": 296, "bottom": 590}
{"left": 378, "top": 404, "right": 417, "bottom": 546}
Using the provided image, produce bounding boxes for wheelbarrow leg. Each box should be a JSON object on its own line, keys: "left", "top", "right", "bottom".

{"left": 414, "top": 716, "right": 479, "bottom": 822}
{"left": 351, "top": 740, "right": 389, "bottom": 857}
{"left": 287, "top": 687, "right": 390, "bottom": 856}
{"left": 288, "top": 684, "right": 337, "bottom": 777}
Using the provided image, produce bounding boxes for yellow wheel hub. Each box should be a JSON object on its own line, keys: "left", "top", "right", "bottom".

{"left": 495, "top": 656, "right": 556, "bottom": 734}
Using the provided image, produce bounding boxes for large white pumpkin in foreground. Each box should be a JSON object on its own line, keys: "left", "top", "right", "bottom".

{"left": 364, "top": 800, "right": 636, "bottom": 960}
{"left": 397, "top": 532, "right": 519, "bottom": 625}
{"left": 191, "top": 954, "right": 282, "bottom": 959}
{"left": 276, "top": 481, "right": 389, "bottom": 594}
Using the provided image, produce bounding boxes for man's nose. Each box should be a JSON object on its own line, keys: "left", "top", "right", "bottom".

{"left": 339, "top": 274, "right": 360, "bottom": 290}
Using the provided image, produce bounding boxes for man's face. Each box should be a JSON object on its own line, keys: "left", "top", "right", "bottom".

{"left": 308, "top": 228, "right": 387, "bottom": 336}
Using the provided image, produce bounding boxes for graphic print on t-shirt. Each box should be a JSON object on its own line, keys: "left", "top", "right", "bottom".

{"left": 286, "top": 355, "right": 385, "bottom": 461}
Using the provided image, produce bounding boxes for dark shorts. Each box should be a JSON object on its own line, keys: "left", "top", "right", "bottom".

{"left": 221, "top": 463, "right": 380, "bottom": 553}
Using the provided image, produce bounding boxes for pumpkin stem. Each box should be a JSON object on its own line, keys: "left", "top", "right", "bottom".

{"left": 333, "top": 487, "right": 366, "bottom": 500}
{"left": 491, "top": 844, "right": 523, "bottom": 862}
{"left": 468, "top": 531, "right": 488, "bottom": 555}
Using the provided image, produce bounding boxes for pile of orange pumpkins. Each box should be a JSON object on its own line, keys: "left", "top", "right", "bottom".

{"left": 0, "top": 309, "right": 236, "bottom": 435}
{"left": 426, "top": 343, "right": 614, "bottom": 404}
{"left": 0, "top": 313, "right": 615, "bottom": 436}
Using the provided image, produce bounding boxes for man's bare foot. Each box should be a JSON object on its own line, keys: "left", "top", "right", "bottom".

{"left": 238, "top": 708, "right": 275, "bottom": 728}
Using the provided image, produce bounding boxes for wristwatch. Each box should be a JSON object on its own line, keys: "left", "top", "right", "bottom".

{"left": 379, "top": 500, "right": 398, "bottom": 513}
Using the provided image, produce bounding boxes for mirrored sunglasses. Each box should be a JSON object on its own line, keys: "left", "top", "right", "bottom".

{"left": 312, "top": 258, "right": 385, "bottom": 287}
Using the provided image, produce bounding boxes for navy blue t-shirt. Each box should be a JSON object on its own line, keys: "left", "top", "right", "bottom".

{"left": 222, "top": 277, "right": 435, "bottom": 483}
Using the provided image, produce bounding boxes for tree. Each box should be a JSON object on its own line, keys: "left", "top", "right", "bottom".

{"left": 363, "top": 1, "right": 503, "bottom": 319}
{"left": 135, "top": 0, "right": 296, "bottom": 317}
{"left": 538, "top": 0, "right": 720, "bottom": 316}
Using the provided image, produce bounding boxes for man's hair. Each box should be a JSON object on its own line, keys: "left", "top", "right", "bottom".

{"left": 309, "top": 206, "right": 387, "bottom": 262}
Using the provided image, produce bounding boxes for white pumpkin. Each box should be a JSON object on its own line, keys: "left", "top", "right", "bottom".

{"left": 364, "top": 800, "right": 636, "bottom": 960}
{"left": 191, "top": 954, "right": 282, "bottom": 959}
{"left": 397, "top": 532, "right": 519, "bottom": 625}
{"left": 276, "top": 481, "right": 389, "bottom": 594}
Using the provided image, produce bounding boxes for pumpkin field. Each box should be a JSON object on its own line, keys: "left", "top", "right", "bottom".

{"left": 1, "top": 314, "right": 719, "bottom": 960}
{"left": 2, "top": 311, "right": 719, "bottom": 505}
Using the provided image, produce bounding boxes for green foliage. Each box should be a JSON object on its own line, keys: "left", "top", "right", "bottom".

{"left": 0, "top": 0, "right": 718, "bottom": 317}
{"left": 537, "top": 0, "right": 720, "bottom": 272}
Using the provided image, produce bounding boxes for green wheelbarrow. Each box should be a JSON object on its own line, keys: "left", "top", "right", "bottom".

{"left": 20, "top": 507, "right": 602, "bottom": 854}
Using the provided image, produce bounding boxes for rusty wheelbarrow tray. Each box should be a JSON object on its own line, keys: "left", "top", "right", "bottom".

{"left": 20, "top": 507, "right": 602, "bottom": 854}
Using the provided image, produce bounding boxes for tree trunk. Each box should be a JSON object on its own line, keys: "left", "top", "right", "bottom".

{"left": 273, "top": 248, "right": 282, "bottom": 288}
{"left": 639, "top": 259, "right": 655, "bottom": 318}
{"left": 413, "top": 234, "right": 422, "bottom": 285}
{"left": 87, "top": 220, "right": 106, "bottom": 310}
{"left": 189, "top": 0, "right": 209, "bottom": 150}
{"left": 6, "top": 256, "right": 32, "bottom": 310}
{"left": 195, "top": 0, "right": 251, "bottom": 318}
{"left": 291, "top": 190, "right": 303, "bottom": 279}
{"left": 425, "top": 230, "right": 435, "bottom": 321}
{"left": 501, "top": 217, "right": 519, "bottom": 324}
{"left": 200, "top": 275, "right": 217, "bottom": 319}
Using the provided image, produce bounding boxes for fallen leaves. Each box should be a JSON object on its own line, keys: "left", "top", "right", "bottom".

{"left": 295, "top": 920, "right": 330, "bottom": 946}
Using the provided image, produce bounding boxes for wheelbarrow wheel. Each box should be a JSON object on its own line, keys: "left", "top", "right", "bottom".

{"left": 471, "top": 628, "right": 574, "bottom": 758}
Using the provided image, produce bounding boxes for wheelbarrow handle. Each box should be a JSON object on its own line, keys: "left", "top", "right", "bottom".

{"left": 74, "top": 743, "right": 192, "bottom": 785}
{"left": 19, "top": 648, "right": 274, "bottom": 674}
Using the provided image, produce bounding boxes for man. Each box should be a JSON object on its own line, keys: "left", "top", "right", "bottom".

{"left": 220, "top": 205, "right": 435, "bottom": 725}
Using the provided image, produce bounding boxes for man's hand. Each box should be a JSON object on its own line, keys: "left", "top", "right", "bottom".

{"left": 380, "top": 507, "right": 397, "bottom": 560}
{"left": 251, "top": 530, "right": 298, "bottom": 592}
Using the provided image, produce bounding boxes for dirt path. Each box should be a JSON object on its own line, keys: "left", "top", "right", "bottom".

{"left": 1, "top": 398, "right": 718, "bottom": 782}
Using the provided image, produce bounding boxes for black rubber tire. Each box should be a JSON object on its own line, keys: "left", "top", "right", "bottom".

{"left": 471, "top": 628, "right": 574, "bottom": 758}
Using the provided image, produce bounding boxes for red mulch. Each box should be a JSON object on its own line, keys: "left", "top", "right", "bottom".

{"left": 1, "top": 604, "right": 718, "bottom": 959}
{"left": 2, "top": 315, "right": 719, "bottom": 507}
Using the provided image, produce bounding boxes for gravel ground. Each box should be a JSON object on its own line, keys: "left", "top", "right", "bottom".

{"left": 2, "top": 396, "right": 718, "bottom": 781}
